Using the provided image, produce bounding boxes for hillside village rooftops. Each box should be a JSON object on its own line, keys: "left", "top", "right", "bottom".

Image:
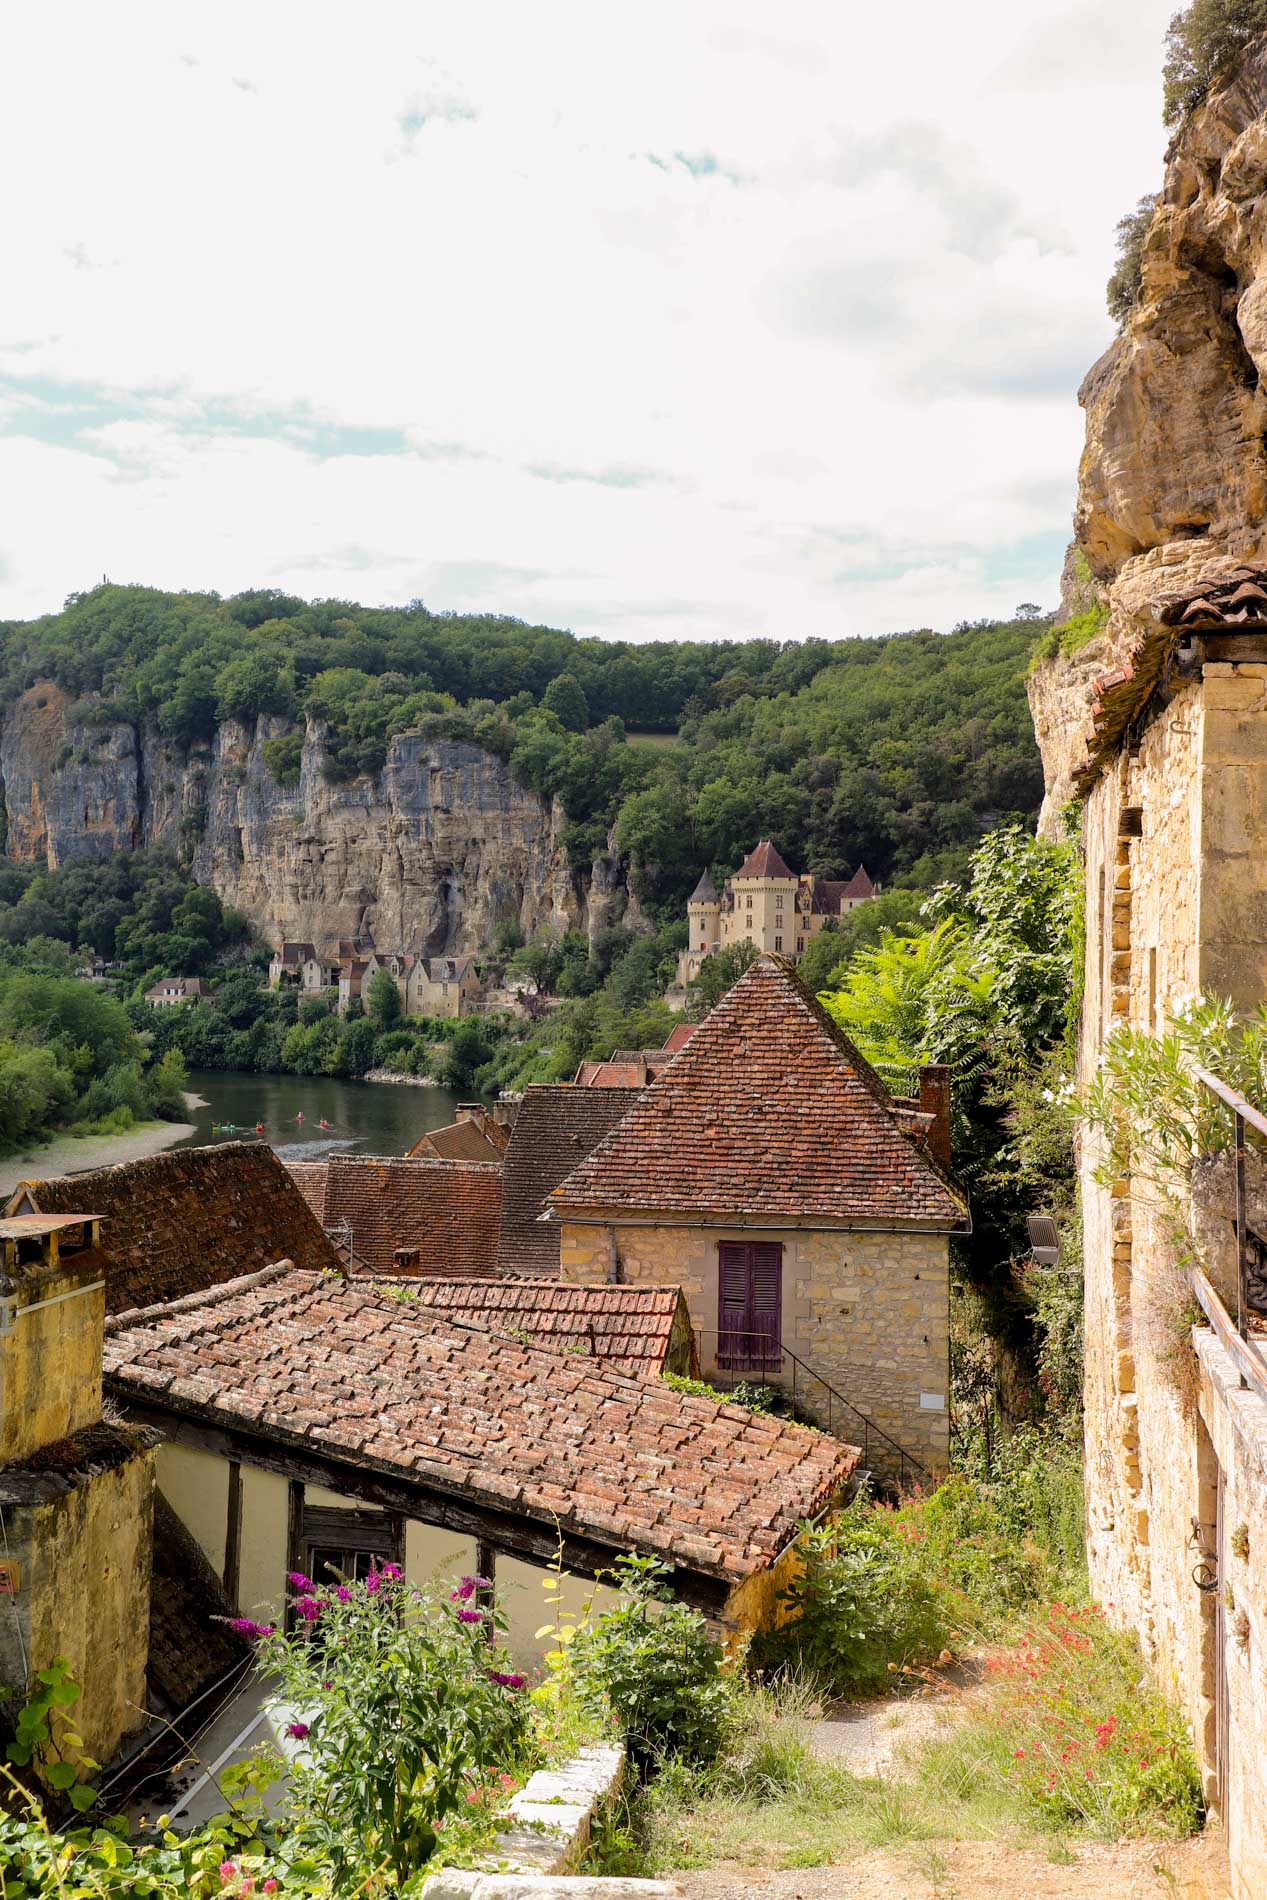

{"left": 496, "top": 1085, "right": 644, "bottom": 1275}
{"left": 103, "top": 1263, "right": 855, "bottom": 1592}
{"left": 407, "top": 1116, "right": 506, "bottom": 1164}
{"left": 410, "top": 1277, "right": 691, "bottom": 1376}
{"left": 549, "top": 955, "right": 968, "bottom": 1230}
{"left": 7, "top": 1144, "right": 341, "bottom": 1314}
{"left": 284, "top": 1154, "right": 500, "bottom": 1277}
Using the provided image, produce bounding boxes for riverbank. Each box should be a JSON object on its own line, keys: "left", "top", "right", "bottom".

{"left": 0, "top": 1114, "right": 196, "bottom": 1196}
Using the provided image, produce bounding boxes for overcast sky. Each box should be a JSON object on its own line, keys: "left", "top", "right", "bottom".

{"left": 0, "top": 2, "right": 1175, "bottom": 642}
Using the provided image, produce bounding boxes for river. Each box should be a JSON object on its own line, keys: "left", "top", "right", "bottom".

{"left": 176, "top": 1070, "right": 479, "bottom": 1164}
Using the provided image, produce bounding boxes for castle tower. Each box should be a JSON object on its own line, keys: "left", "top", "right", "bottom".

{"left": 725, "top": 840, "right": 799, "bottom": 958}
{"left": 687, "top": 869, "right": 721, "bottom": 957}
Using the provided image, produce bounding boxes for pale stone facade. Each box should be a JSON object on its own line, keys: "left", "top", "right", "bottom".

{"left": 1079, "top": 661, "right": 1267, "bottom": 1897}
{"left": 675, "top": 844, "right": 875, "bottom": 990}
{"left": 559, "top": 1220, "right": 950, "bottom": 1478}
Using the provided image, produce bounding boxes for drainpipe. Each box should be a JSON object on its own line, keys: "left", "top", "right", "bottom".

{"left": 606, "top": 1229, "right": 620, "bottom": 1285}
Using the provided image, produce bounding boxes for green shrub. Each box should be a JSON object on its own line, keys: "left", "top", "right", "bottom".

{"left": 261, "top": 730, "right": 304, "bottom": 786}
{"left": 1106, "top": 196, "right": 1157, "bottom": 326}
{"left": 570, "top": 1554, "right": 734, "bottom": 1767}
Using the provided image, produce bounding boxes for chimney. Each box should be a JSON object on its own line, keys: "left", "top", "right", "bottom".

{"left": 0, "top": 1214, "right": 106, "bottom": 1462}
{"left": 456, "top": 1103, "right": 483, "bottom": 1124}
{"left": 918, "top": 1065, "right": 952, "bottom": 1169}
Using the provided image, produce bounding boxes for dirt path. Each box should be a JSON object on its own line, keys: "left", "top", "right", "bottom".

{"left": 0, "top": 1116, "right": 195, "bottom": 1194}
{"left": 668, "top": 1829, "right": 1230, "bottom": 1899}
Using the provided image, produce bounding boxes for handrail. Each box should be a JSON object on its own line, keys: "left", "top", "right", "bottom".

{"left": 693, "top": 1327, "right": 930, "bottom": 1489}
{"left": 1191, "top": 1065, "right": 1267, "bottom": 1373}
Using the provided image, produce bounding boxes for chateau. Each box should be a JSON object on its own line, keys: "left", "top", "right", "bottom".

{"left": 675, "top": 839, "right": 875, "bottom": 990}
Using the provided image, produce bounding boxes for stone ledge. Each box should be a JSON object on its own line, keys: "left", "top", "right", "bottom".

{"left": 420, "top": 1746, "right": 636, "bottom": 1897}
{"left": 420, "top": 1877, "right": 679, "bottom": 1898}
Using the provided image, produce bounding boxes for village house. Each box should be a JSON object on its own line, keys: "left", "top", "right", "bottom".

{"left": 337, "top": 952, "right": 379, "bottom": 1014}
{"left": 336, "top": 951, "right": 483, "bottom": 1018}
{"left": 285, "top": 1154, "right": 502, "bottom": 1276}
{"left": 574, "top": 1023, "right": 697, "bottom": 1087}
{"left": 408, "top": 1103, "right": 511, "bottom": 1164}
{"left": 1062, "top": 572, "right": 1267, "bottom": 1897}
{"left": 144, "top": 975, "right": 207, "bottom": 1008}
{"left": 549, "top": 954, "right": 967, "bottom": 1481}
{"left": 674, "top": 839, "right": 876, "bottom": 991}
{"left": 0, "top": 1146, "right": 857, "bottom": 1745}
{"left": 495, "top": 1084, "right": 647, "bottom": 1276}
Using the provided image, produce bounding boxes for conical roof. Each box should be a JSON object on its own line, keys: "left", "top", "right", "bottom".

{"left": 689, "top": 869, "right": 718, "bottom": 903}
{"left": 549, "top": 956, "right": 967, "bottom": 1228}
{"left": 735, "top": 839, "right": 795, "bottom": 879}
{"left": 842, "top": 865, "right": 876, "bottom": 899}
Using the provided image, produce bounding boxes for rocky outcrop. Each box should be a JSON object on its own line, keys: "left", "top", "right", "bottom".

{"left": 1030, "top": 38, "right": 1267, "bottom": 816}
{"left": 0, "top": 683, "right": 630, "bottom": 955}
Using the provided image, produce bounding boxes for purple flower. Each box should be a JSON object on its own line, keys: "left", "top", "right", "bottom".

{"left": 487, "top": 1670, "right": 526, "bottom": 1689}
{"left": 228, "top": 1618, "right": 274, "bottom": 1640}
{"left": 295, "top": 1595, "right": 324, "bottom": 1624}
{"left": 365, "top": 1571, "right": 382, "bottom": 1596}
{"left": 457, "top": 1607, "right": 485, "bottom": 1624}
{"left": 284, "top": 1720, "right": 311, "bottom": 1740}
{"left": 451, "top": 1573, "right": 493, "bottom": 1602}
{"left": 334, "top": 1585, "right": 352, "bottom": 1602}
{"left": 381, "top": 1562, "right": 402, "bottom": 1580}
{"left": 287, "top": 1570, "right": 314, "bottom": 1592}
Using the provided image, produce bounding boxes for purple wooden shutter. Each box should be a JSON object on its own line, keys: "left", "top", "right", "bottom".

{"left": 718, "top": 1242, "right": 748, "bottom": 1369}
{"left": 749, "top": 1242, "right": 783, "bottom": 1371}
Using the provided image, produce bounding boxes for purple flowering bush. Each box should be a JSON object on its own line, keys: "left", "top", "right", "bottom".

{"left": 251, "top": 1563, "right": 531, "bottom": 1886}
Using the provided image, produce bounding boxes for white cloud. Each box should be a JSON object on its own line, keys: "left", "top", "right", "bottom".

{"left": 0, "top": 0, "right": 1175, "bottom": 638}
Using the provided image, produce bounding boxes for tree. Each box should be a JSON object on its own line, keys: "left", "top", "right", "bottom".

{"left": 1163, "top": 0, "right": 1267, "bottom": 125}
{"left": 367, "top": 968, "right": 403, "bottom": 1027}
{"left": 541, "top": 672, "right": 590, "bottom": 732}
{"left": 686, "top": 941, "right": 760, "bottom": 1020}
{"left": 444, "top": 1018, "right": 494, "bottom": 1090}
{"left": 1106, "top": 195, "right": 1158, "bottom": 327}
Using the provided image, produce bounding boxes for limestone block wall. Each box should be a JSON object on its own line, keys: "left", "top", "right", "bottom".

{"left": 559, "top": 1221, "right": 950, "bottom": 1476}
{"left": 0, "top": 1268, "right": 105, "bottom": 1464}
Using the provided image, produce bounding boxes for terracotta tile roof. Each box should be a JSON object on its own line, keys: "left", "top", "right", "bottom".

{"left": 735, "top": 839, "right": 795, "bottom": 880}
{"left": 148, "top": 1490, "right": 249, "bottom": 1717}
{"left": 6, "top": 1144, "right": 342, "bottom": 1315}
{"left": 549, "top": 955, "right": 968, "bottom": 1229}
{"left": 575, "top": 1058, "right": 655, "bottom": 1088}
{"left": 841, "top": 866, "right": 876, "bottom": 899}
{"left": 105, "top": 1267, "right": 855, "bottom": 1586}
{"left": 411, "top": 1277, "right": 690, "bottom": 1376}
{"left": 292, "top": 1155, "right": 501, "bottom": 1277}
{"left": 662, "top": 1023, "right": 698, "bottom": 1053}
{"left": 496, "top": 1087, "right": 644, "bottom": 1275}
{"left": 276, "top": 941, "right": 316, "bottom": 965}
{"left": 408, "top": 1117, "right": 506, "bottom": 1164}
{"left": 286, "top": 1161, "right": 329, "bottom": 1224}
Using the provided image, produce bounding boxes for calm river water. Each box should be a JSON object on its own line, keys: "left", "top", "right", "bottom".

{"left": 176, "top": 1070, "right": 476, "bottom": 1164}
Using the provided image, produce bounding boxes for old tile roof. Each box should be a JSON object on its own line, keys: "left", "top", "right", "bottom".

{"left": 284, "top": 1155, "right": 501, "bottom": 1277}
{"left": 424, "top": 955, "right": 478, "bottom": 982}
{"left": 662, "top": 1023, "right": 698, "bottom": 1054}
{"left": 7, "top": 1145, "right": 342, "bottom": 1315}
{"left": 496, "top": 1086, "right": 644, "bottom": 1275}
{"left": 410, "top": 1277, "right": 689, "bottom": 1375}
{"left": 408, "top": 1117, "right": 506, "bottom": 1164}
{"left": 735, "top": 839, "right": 795, "bottom": 880}
{"left": 145, "top": 977, "right": 206, "bottom": 999}
{"left": 549, "top": 955, "right": 968, "bottom": 1229}
{"left": 148, "top": 1490, "right": 249, "bottom": 1717}
{"left": 276, "top": 941, "right": 316, "bottom": 965}
{"left": 286, "top": 1161, "right": 329, "bottom": 1225}
{"left": 105, "top": 1266, "right": 855, "bottom": 1586}
{"left": 841, "top": 865, "right": 876, "bottom": 899}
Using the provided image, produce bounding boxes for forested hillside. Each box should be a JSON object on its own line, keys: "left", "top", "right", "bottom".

{"left": 0, "top": 585, "right": 1044, "bottom": 903}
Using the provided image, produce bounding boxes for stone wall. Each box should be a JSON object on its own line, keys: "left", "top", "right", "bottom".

{"left": 559, "top": 1220, "right": 949, "bottom": 1477}
{"left": 1080, "top": 665, "right": 1267, "bottom": 1897}
{"left": 0, "top": 1267, "right": 104, "bottom": 1464}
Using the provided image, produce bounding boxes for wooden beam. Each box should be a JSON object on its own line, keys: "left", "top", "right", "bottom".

{"left": 223, "top": 1460, "right": 242, "bottom": 1611}
{"left": 114, "top": 1392, "right": 731, "bottom": 1616}
{"left": 285, "top": 1479, "right": 305, "bottom": 1635}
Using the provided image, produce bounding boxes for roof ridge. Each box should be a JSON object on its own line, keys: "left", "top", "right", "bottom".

{"left": 104, "top": 1258, "right": 308, "bottom": 1336}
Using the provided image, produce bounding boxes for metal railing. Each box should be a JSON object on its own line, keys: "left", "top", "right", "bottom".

{"left": 1189, "top": 1065, "right": 1267, "bottom": 1401}
{"left": 694, "top": 1327, "right": 929, "bottom": 1489}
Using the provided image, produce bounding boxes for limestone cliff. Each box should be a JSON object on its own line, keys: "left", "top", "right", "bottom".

{"left": 1030, "top": 37, "right": 1267, "bottom": 821}
{"left": 0, "top": 682, "right": 628, "bottom": 954}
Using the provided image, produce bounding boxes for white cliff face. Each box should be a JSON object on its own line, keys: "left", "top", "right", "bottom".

{"left": 0, "top": 682, "right": 631, "bottom": 953}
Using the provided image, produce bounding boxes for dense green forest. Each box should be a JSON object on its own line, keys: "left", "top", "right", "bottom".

{"left": 0, "top": 584, "right": 1045, "bottom": 898}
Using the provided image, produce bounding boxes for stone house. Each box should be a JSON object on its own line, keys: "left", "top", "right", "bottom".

{"left": 144, "top": 975, "right": 207, "bottom": 1007}
{"left": 404, "top": 953, "right": 483, "bottom": 1019}
{"left": 268, "top": 940, "right": 316, "bottom": 988}
{"left": 337, "top": 953, "right": 379, "bottom": 1014}
{"left": 1045, "top": 573, "right": 1267, "bottom": 1897}
{"left": 548, "top": 955, "right": 967, "bottom": 1480}
{"left": 675, "top": 840, "right": 876, "bottom": 991}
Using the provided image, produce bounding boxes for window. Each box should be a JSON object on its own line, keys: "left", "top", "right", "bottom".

{"left": 300, "top": 1504, "right": 403, "bottom": 1593}
{"left": 746, "top": 894, "right": 753, "bottom": 910}
{"left": 718, "top": 1241, "right": 783, "bottom": 1371}
{"left": 775, "top": 893, "right": 784, "bottom": 910}
{"left": 775, "top": 935, "right": 783, "bottom": 951}
{"left": 796, "top": 937, "right": 804, "bottom": 953}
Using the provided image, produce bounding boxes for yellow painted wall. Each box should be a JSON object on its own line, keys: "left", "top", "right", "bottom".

{"left": 156, "top": 1444, "right": 229, "bottom": 1577}
{"left": 0, "top": 1272, "right": 104, "bottom": 1463}
{"left": 238, "top": 1466, "right": 290, "bottom": 1623}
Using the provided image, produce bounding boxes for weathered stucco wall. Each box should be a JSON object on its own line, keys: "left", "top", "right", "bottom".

{"left": 0, "top": 1272, "right": 104, "bottom": 1465}
{"left": 4, "top": 1449, "right": 155, "bottom": 1764}
{"left": 559, "top": 1220, "right": 949, "bottom": 1476}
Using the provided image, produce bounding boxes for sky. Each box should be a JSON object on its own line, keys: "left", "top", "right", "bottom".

{"left": 0, "top": 2, "right": 1177, "bottom": 643}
